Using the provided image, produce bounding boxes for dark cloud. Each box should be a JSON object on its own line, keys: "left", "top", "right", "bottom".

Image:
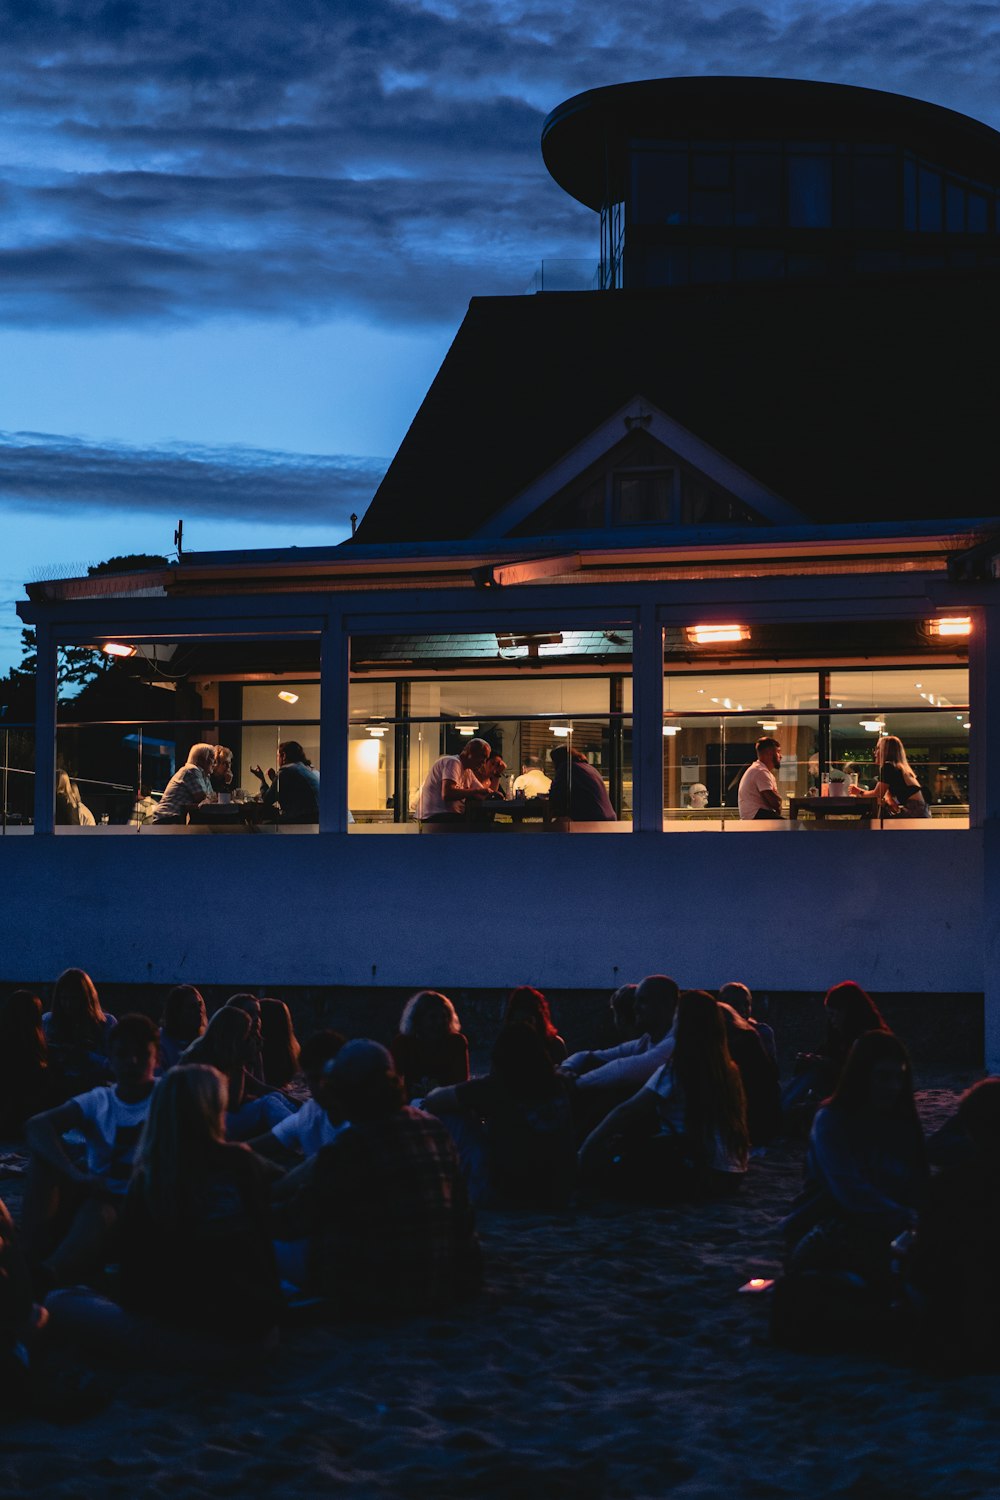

{"left": 0, "top": 430, "right": 387, "bottom": 525}
{"left": 1, "top": 0, "right": 1000, "bottom": 329}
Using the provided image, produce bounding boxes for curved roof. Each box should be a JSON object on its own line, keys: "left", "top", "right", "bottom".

{"left": 542, "top": 76, "right": 1000, "bottom": 209}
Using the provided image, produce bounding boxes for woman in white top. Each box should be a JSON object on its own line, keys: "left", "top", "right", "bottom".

{"left": 151, "top": 744, "right": 216, "bottom": 824}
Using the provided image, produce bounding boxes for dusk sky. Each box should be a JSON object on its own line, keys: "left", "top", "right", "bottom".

{"left": 2, "top": 0, "right": 1000, "bottom": 672}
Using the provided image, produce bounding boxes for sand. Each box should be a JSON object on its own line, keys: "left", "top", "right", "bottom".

{"left": 1, "top": 1081, "right": 995, "bottom": 1500}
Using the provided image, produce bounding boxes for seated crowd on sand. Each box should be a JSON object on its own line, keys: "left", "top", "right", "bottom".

{"left": 1, "top": 964, "right": 999, "bottom": 1413}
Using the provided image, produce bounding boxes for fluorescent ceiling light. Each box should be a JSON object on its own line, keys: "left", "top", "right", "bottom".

{"left": 278, "top": 690, "right": 299, "bottom": 704}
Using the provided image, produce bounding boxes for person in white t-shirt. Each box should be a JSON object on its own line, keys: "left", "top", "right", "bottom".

{"left": 512, "top": 757, "right": 551, "bottom": 798}
{"left": 23, "top": 1014, "right": 158, "bottom": 1287}
{"left": 737, "top": 737, "right": 783, "bottom": 820}
{"left": 250, "top": 1030, "right": 349, "bottom": 1166}
{"left": 412, "top": 738, "right": 492, "bottom": 822}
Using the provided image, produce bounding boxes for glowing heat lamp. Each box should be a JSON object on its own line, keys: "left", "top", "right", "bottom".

{"left": 928, "top": 617, "right": 972, "bottom": 638}
{"left": 685, "top": 624, "right": 750, "bottom": 646}
{"left": 278, "top": 690, "right": 300, "bottom": 704}
{"left": 102, "top": 642, "right": 136, "bottom": 658}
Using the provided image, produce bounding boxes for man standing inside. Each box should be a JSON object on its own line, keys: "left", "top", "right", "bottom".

{"left": 413, "top": 737, "right": 493, "bottom": 823}
{"left": 738, "top": 737, "right": 783, "bottom": 821}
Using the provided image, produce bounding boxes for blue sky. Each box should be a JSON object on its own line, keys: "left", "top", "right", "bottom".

{"left": 2, "top": 0, "right": 1000, "bottom": 671}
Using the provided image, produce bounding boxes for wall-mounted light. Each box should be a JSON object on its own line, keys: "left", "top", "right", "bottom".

{"left": 102, "top": 642, "right": 136, "bottom": 658}
{"left": 278, "top": 690, "right": 300, "bottom": 704}
{"left": 926, "top": 616, "right": 972, "bottom": 638}
{"left": 685, "top": 624, "right": 751, "bottom": 646}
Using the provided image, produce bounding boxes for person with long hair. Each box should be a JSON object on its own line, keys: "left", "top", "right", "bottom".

{"left": 180, "top": 1007, "right": 293, "bottom": 1138}
{"left": 503, "top": 986, "right": 566, "bottom": 1065}
{"left": 119, "top": 1066, "right": 281, "bottom": 1340}
{"left": 46, "top": 1067, "right": 281, "bottom": 1364}
{"left": 0, "top": 991, "right": 51, "bottom": 1136}
{"left": 851, "top": 734, "right": 930, "bottom": 818}
{"left": 782, "top": 980, "right": 890, "bottom": 1134}
{"left": 43, "top": 968, "right": 115, "bottom": 1098}
{"left": 258, "top": 998, "right": 301, "bottom": 1089}
{"left": 717, "top": 1001, "right": 781, "bottom": 1148}
{"left": 391, "top": 990, "right": 469, "bottom": 1101}
{"left": 578, "top": 990, "right": 749, "bottom": 1199}
{"left": 423, "top": 1023, "right": 577, "bottom": 1208}
{"left": 783, "top": 1030, "right": 927, "bottom": 1287}
{"left": 158, "top": 985, "right": 207, "bottom": 1072}
{"left": 151, "top": 744, "right": 216, "bottom": 824}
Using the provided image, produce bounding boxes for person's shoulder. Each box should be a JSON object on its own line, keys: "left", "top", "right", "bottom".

{"left": 73, "top": 1082, "right": 113, "bottom": 1114}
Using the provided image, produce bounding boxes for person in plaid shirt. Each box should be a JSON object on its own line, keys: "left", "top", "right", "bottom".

{"left": 272, "top": 1040, "right": 482, "bottom": 1316}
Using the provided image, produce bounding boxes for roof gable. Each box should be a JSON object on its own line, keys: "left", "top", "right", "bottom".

{"left": 474, "top": 396, "right": 803, "bottom": 538}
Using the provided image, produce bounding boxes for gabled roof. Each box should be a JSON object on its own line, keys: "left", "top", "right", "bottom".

{"left": 475, "top": 394, "right": 803, "bottom": 536}
{"left": 356, "top": 271, "right": 1000, "bottom": 544}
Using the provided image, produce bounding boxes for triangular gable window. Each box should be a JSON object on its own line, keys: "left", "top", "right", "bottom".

{"left": 512, "top": 429, "right": 764, "bottom": 537}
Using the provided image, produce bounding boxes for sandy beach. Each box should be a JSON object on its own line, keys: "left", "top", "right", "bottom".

{"left": 0, "top": 1080, "right": 993, "bottom": 1500}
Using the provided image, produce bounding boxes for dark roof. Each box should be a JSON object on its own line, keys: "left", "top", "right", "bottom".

{"left": 542, "top": 77, "right": 1000, "bottom": 210}
{"left": 356, "top": 272, "right": 1000, "bottom": 544}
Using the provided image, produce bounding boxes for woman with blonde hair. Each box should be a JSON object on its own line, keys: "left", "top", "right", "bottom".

{"left": 852, "top": 734, "right": 929, "bottom": 818}
{"left": 48, "top": 1066, "right": 280, "bottom": 1355}
{"left": 391, "top": 990, "right": 469, "bottom": 1101}
{"left": 180, "top": 1006, "right": 293, "bottom": 1138}
{"left": 151, "top": 743, "right": 217, "bottom": 824}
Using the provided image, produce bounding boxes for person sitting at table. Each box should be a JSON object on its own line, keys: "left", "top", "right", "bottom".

{"left": 480, "top": 754, "right": 508, "bottom": 797}
{"left": 411, "top": 737, "right": 492, "bottom": 823}
{"left": 151, "top": 744, "right": 216, "bottom": 824}
{"left": 548, "top": 745, "right": 616, "bottom": 822}
{"left": 512, "top": 755, "right": 551, "bottom": 798}
{"left": 850, "top": 734, "right": 930, "bottom": 818}
{"left": 210, "top": 746, "right": 234, "bottom": 798}
{"left": 249, "top": 741, "right": 320, "bottom": 824}
{"left": 737, "top": 737, "right": 783, "bottom": 820}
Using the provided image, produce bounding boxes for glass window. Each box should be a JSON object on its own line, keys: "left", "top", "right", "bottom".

{"left": 919, "top": 167, "right": 942, "bottom": 231}
{"left": 946, "top": 180, "right": 965, "bottom": 233}
{"left": 967, "top": 192, "right": 988, "bottom": 233}
{"left": 691, "top": 190, "right": 732, "bottom": 228}
{"left": 612, "top": 472, "right": 672, "bottom": 526}
{"left": 787, "top": 155, "right": 832, "bottom": 227}
{"left": 631, "top": 151, "right": 688, "bottom": 225}
{"left": 735, "top": 248, "right": 785, "bottom": 282}
{"left": 733, "top": 153, "right": 783, "bottom": 227}
{"left": 904, "top": 157, "right": 917, "bottom": 231}
{"left": 692, "top": 153, "right": 730, "bottom": 189}
{"left": 689, "top": 247, "right": 733, "bottom": 283}
{"left": 852, "top": 154, "right": 897, "bottom": 231}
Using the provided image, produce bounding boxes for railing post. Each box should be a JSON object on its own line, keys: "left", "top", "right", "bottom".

{"left": 972, "top": 604, "right": 1000, "bottom": 1069}
{"left": 33, "top": 624, "right": 57, "bottom": 835}
{"left": 632, "top": 604, "right": 664, "bottom": 833}
{"left": 319, "top": 615, "right": 349, "bottom": 834}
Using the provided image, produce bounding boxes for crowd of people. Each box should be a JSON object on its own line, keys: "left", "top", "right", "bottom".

{"left": 0, "top": 966, "right": 997, "bottom": 1413}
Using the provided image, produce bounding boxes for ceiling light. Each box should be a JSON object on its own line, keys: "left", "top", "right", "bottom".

{"left": 102, "top": 642, "right": 136, "bottom": 658}
{"left": 278, "top": 690, "right": 299, "bottom": 704}
{"left": 964, "top": 721, "right": 972, "bottom": 729}
{"left": 685, "top": 624, "right": 751, "bottom": 646}
{"left": 551, "top": 724, "right": 571, "bottom": 737}
{"left": 366, "top": 725, "right": 387, "bottom": 738}
{"left": 927, "top": 617, "right": 972, "bottom": 638}
{"left": 662, "top": 725, "right": 680, "bottom": 737}
{"left": 457, "top": 722, "right": 479, "bottom": 736}
{"left": 860, "top": 718, "right": 885, "bottom": 732}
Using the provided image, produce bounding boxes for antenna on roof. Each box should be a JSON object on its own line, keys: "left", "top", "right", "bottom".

{"left": 174, "top": 519, "right": 184, "bottom": 560}
{"left": 350, "top": 513, "right": 358, "bottom": 538}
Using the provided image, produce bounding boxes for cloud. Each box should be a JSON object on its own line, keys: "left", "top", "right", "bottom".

{"left": 0, "top": 429, "right": 388, "bottom": 526}
{"left": 0, "top": 0, "right": 999, "bottom": 330}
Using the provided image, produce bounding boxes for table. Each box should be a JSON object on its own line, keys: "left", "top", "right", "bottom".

{"left": 788, "top": 796, "right": 876, "bottom": 822}
{"left": 466, "top": 796, "right": 553, "bottom": 829}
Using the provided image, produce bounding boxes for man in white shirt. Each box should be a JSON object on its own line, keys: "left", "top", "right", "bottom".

{"left": 413, "top": 737, "right": 492, "bottom": 822}
{"left": 24, "top": 1014, "right": 158, "bottom": 1287}
{"left": 737, "top": 737, "right": 783, "bottom": 820}
{"left": 512, "top": 756, "right": 551, "bottom": 798}
{"left": 560, "top": 975, "right": 679, "bottom": 1102}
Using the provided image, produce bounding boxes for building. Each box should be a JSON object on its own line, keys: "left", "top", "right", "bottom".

{"left": 7, "top": 77, "right": 1000, "bottom": 1060}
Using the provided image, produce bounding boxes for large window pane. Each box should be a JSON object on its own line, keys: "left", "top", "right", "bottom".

{"left": 788, "top": 156, "right": 832, "bottom": 227}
